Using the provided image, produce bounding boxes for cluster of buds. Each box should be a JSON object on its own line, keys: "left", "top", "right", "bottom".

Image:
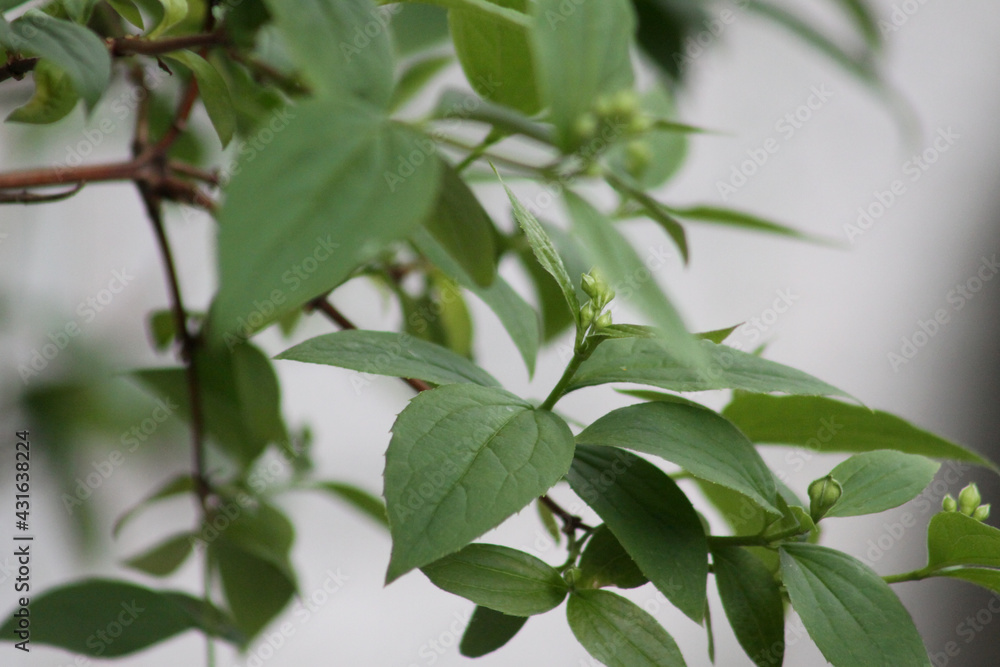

{"left": 580, "top": 270, "right": 614, "bottom": 330}
{"left": 943, "top": 483, "right": 991, "bottom": 521}
{"left": 807, "top": 474, "right": 843, "bottom": 522}
{"left": 572, "top": 90, "right": 654, "bottom": 170}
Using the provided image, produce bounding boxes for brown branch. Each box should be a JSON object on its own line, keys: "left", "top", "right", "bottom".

{"left": 0, "top": 56, "right": 39, "bottom": 83}
{"left": 0, "top": 183, "right": 84, "bottom": 204}
{"left": 307, "top": 296, "right": 434, "bottom": 394}
{"left": 540, "top": 494, "right": 593, "bottom": 534}
{"left": 168, "top": 160, "right": 220, "bottom": 186}
{"left": 109, "top": 31, "right": 226, "bottom": 57}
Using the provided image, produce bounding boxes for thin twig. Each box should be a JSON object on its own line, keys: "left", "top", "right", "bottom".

{"left": 109, "top": 31, "right": 226, "bottom": 57}
{"left": 0, "top": 183, "right": 84, "bottom": 204}
{"left": 0, "top": 56, "right": 39, "bottom": 83}
{"left": 540, "top": 494, "right": 593, "bottom": 534}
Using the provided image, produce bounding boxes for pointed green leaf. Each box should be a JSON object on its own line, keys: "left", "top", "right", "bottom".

{"left": 578, "top": 524, "right": 648, "bottom": 590}
{"left": 567, "top": 589, "right": 686, "bottom": 667}
{"left": 722, "top": 394, "right": 997, "bottom": 471}
{"left": 450, "top": 0, "right": 540, "bottom": 114}
{"left": 124, "top": 533, "right": 195, "bottom": 577}
{"left": 569, "top": 338, "right": 849, "bottom": 397}
{"left": 927, "top": 511, "right": 1000, "bottom": 570}
{"left": 498, "top": 172, "right": 579, "bottom": 324}
{"left": 606, "top": 174, "right": 689, "bottom": 264}
{"left": 712, "top": 546, "right": 785, "bottom": 667}
{"left": 577, "top": 401, "right": 779, "bottom": 515}
{"left": 162, "top": 50, "right": 235, "bottom": 147}
{"left": 263, "top": 0, "right": 394, "bottom": 106}
{"left": 824, "top": 450, "right": 940, "bottom": 518}
{"left": 0, "top": 579, "right": 244, "bottom": 656}
{"left": 666, "top": 205, "right": 826, "bottom": 244}
{"left": 3, "top": 10, "right": 110, "bottom": 109}
{"left": 935, "top": 568, "right": 1000, "bottom": 595}
{"left": 312, "top": 481, "right": 388, "bottom": 527}
{"left": 147, "top": 0, "right": 188, "bottom": 37}
{"left": 107, "top": 0, "right": 145, "bottom": 28}
{"left": 460, "top": 605, "right": 528, "bottom": 657}
{"left": 211, "top": 98, "right": 441, "bottom": 344}
{"left": 213, "top": 541, "right": 296, "bottom": 639}
{"left": 780, "top": 544, "right": 930, "bottom": 667}
{"left": 391, "top": 3, "right": 449, "bottom": 55}
{"left": 566, "top": 446, "right": 708, "bottom": 621}
{"left": 564, "top": 190, "right": 706, "bottom": 369}
{"left": 7, "top": 60, "right": 79, "bottom": 124}
{"left": 424, "top": 160, "right": 497, "bottom": 287}
{"left": 413, "top": 228, "right": 539, "bottom": 375}
{"left": 422, "top": 543, "right": 568, "bottom": 615}
{"left": 532, "top": 0, "right": 636, "bottom": 150}
{"left": 384, "top": 384, "right": 574, "bottom": 581}
{"left": 277, "top": 329, "right": 499, "bottom": 387}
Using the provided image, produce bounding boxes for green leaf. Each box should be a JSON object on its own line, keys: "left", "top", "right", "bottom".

{"left": 712, "top": 546, "right": 784, "bottom": 667}
{"left": 576, "top": 401, "right": 780, "bottom": 515}
{"left": 3, "top": 10, "right": 110, "bottom": 109}
{"left": 460, "top": 605, "right": 528, "bottom": 657}
{"left": 413, "top": 228, "right": 539, "bottom": 375}
{"left": 0, "top": 579, "right": 244, "bottom": 656}
{"left": 780, "top": 544, "right": 930, "bottom": 667}
{"left": 134, "top": 344, "right": 286, "bottom": 467}
{"left": 210, "top": 501, "right": 297, "bottom": 638}
{"left": 696, "top": 324, "right": 739, "bottom": 344}
{"left": 312, "top": 481, "right": 388, "bottom": 526}
{"left": 106, "top": 0, "right": 145, "bottom": 28}
{"left": 722, "top": 394, "right": 997, "bottom": 471}
{"left": 578, "top": 524, "right": 648, "bottom": 589}
{"left": 605, "top": 86, "right": 687, "bottom": 189}
{"left": 263, "top": 0, "right": 394, "bottom": 106}
{"left": 498, "top": 171, "right": 580, "bottom": 325}
{"left": 384, "top": 384, "right": 574, "bottom": 581}
{"left": 144, "top": 0, "right": 187, "bottom": 36}
{"left": 162, "top": 50, "right": 235, "bottom": 147}
{"left": 147, "top": 309, "right": 177, "bottom": 351}
{"left": 424, "top": 160, "right": 497, "bottom": 287}
{"left": 611, "top": 179, "right": 689, "bottom": 265}
{"left": 666, "top": 205, "right": 826, "bottom": 244}
{"left": 403, "top": 271, "right": 474, "bottom": 357}
{"left": 567, "top": 589, "right": 686, "bottom": 667}
{"left": 824, "top": 450, "right": 940, "bottom": 518}
{"left": 113, "top": 475, "right": 194, "bottom": 538}
{"left": 211, "top": 98, "right": 441, "bottom": 344}
{"left": 927, "top": 511, "right": 1000, "bottom": 570}
{"left": 568, "top": 338, "right": 849, "bottom": 397}
{"left": 390, "top": 53, "right": 453, "bottom": 111}
{"left": 935, "top": 568, "right": 1000, "bottom": 595}
{"left": 277, "top": 329, "right": 499, "bottom": 387}
{"left": 7, "top": 59, "right": 79, "bottom": 124}
{"left": 563, "top": 190, "right": 707, "bottom": 370}
{"left": 124, "top": 533, "right": 195, "bottom": 577}
{"left": 432, "top": 86, "right": 554, "bottom": 144}
{"left": 536, "top": 498, "right": 561, "bottom": 543}
{"left": 566, "top": 446, "right": 707, "bottom": 621}
{"left": 631, "top": 0, "right": 707, "bottom": 82}
{"left": 391, "top": 3, "right": 449, "bottom": 55}
{"left": 422, "top": 543, "right": 568, "bottom": 615}
{"left": 62, "top": 0, "right": 100, "bottom": 24}
{"left": 450, "top": 0, "right": 540, "bottom": 114}
{"left": 532, "top": 0, "right": 636, "bottom": 150}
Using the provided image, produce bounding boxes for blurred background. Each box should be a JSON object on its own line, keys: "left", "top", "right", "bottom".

{"left": 1, "top": 0, "right": 999, "bottom": 665}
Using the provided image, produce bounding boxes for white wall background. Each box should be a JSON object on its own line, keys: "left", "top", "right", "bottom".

{"left": 2, "top": 0, "right": 999, "bottom": 665}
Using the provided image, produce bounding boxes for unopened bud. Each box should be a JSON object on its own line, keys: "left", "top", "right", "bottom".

{"left": 608, "top": 90, "right": 639, "bottom": 119}
{"left": 625, "top": 140, "right": 652, "bottom": 178}
{"left": 581, "top": 302, "right": 596, "bottom": 325}
{"left": 564, "top": 567, "right": 583, "bottom": 588}
{"left": 808, "top": 475, "right": 842, "bottom": 522}
{"left": 973, "top": 504, "right": 991, "bottom": 522}
{"left": 942, "top": 494, "right": 957, "bottom": 512}
{"left": 959, "top": 483, "right": 982, "bottom": 516}
{"left": 573, "top": 113, "right": 598, "bottom": 141}
{"left": 581, "top": 273, "right": 599, "bottom": 299}
{"left": 595, "top": 312, "right": 612, "bottom": 329}
{"left": 627, "top": 113, "right": 653, "bottom": 135}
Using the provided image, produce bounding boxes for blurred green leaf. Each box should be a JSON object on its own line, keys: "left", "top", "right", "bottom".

{"left": 7, "top": 59, "right": 79, "bottom": 124}
{"left": 578, "top": 525, "right": 648, "bottom": 590}
{"left": 713, "top": 546, "right": 785, "bottom": 667}
{"left": 460, "top": 606, "right": 528, "bottom": 657}
{"left": 163, "top": 50, "right": 235, "bottom": 147}
{"left": 123, "top": 533, "right": 195, "bottom": 577}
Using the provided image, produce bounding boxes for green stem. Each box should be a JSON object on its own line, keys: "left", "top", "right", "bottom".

{"left": 882, "top": 566, "right": 936, "bottom": 585}
{"left": 540, "top": 349, "right": 588, "bottom": 411}
{"left": 708, "top": 524, "right": 809, "bottom": 549}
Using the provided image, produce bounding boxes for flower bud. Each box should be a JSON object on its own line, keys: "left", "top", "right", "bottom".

{"left": 563, "top": 567, "right": 583, "bottom": 588}
{"left": 581, "top": 273, "right": 600, "bottom": 299}
{"left": 593, "top": 95, "right": 613, "bottom": 119}
{"left": 580, "top": 302, "right": 596, "bottom": 325}
{"left": 942, "top": 494, "right": 957, "bottom": 512}
{"left": 625, "top": 140, "right": 652, "bottom": 178}
{"left": 573, "top": 113, "right": 598, "bottom": 141}
{"left": 608, "top": 90, "right": 639, "bottom": 119}
{"left": 973, "top": 504, "right": 991, "bottom": 522}
{"left": 958, "top": 483, "right": 982, "bottom": 516}
{"left": 808, "top": 474, "right": 843, "bottom": 522}
{"left": 595, "top": 311, "right": 612, "bottom": 329}
{"left": 627, "top": 113, "right": 653, "bottom": 135}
